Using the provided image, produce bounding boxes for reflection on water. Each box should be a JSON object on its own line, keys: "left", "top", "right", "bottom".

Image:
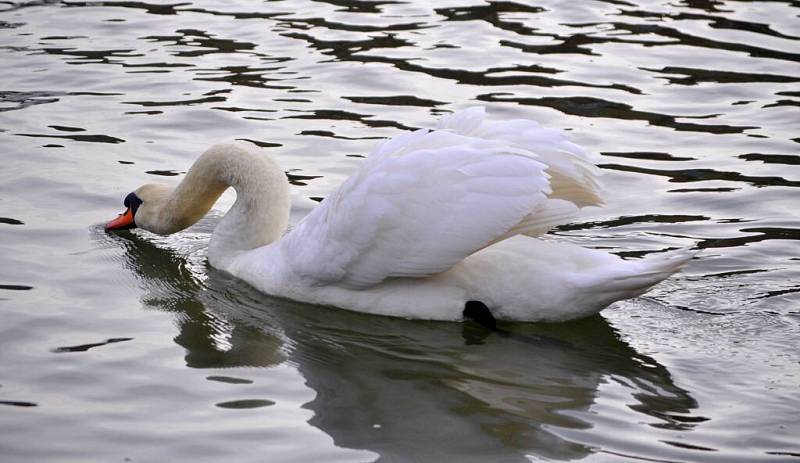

{"left": 105, "top": 230, "right": 704, "bottom": 462}
{"left": 1, "top": 0, "right": 799, "bottom": 461}
{"left": 112, "top": 230, "right": 287, "bottom": 369}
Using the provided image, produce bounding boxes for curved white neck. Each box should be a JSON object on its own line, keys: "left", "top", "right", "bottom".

{"left": 164, "top": 143, "right": 291, "bottom": 269}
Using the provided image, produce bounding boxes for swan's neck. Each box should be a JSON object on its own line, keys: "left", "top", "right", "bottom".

{"left": 161, "top": 143, "right": 290, "bottom": 269}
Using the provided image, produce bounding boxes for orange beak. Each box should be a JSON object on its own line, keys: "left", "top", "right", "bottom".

{"left": 105, "top": 208, "right": 136, "bottom": 230}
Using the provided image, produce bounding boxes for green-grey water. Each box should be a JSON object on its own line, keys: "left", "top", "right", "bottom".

{"left": 1, "top": 0, "right": 798, "bottom": 461}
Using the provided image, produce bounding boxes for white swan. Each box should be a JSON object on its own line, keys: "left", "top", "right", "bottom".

{"left": 106, "top": 107, "right": 694, "bottom": 323}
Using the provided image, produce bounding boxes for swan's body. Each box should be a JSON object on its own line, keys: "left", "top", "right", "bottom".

{"left": 108, "top": 107, "right": 693, "bottom": 322}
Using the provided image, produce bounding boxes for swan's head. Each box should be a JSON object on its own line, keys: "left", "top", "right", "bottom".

{"left": 105, "top": 184, "right": 174, "bottom": 234}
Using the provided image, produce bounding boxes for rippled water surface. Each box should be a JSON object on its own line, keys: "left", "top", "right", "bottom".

{"left": 1, "top": 0, "right": 799, "bottom": 461}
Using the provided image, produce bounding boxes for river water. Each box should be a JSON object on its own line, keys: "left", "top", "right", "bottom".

{"left": 1, "top": 0, "right": 798, "bottom": 462}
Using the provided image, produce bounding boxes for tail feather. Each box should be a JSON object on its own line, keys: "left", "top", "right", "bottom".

{"left": 598, "top": 247, "right": 697, "bottom": 300}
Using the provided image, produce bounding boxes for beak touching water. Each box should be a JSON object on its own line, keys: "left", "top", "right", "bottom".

{"left": 105, "top": 208, "right": 136, "bottom": 230}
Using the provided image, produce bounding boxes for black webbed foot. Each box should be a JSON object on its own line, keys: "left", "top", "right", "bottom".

{"left": 463, "top": 300, "right": 498, "bottom": 331}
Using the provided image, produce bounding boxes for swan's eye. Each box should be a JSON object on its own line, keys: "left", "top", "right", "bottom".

{"left": 124, "top": 192, "right": 143, "bottom": 215}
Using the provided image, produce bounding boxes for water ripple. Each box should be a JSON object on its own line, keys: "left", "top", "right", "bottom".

{"left": 1, "top": 0, "right": 799, "bottom": 461}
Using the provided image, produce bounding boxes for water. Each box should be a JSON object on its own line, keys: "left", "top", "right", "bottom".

{"left": 1, "top": 0, "right": 798, "bottom": 461}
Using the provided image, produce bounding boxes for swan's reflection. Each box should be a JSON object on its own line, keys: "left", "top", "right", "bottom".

{"left": 106, "top": 227, "right": 286, "bottom": 369}
{"left": 105, "top": 229, "right": 699, "bottom": 462}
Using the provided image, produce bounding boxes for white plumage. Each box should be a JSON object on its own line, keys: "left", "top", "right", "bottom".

{"left": 111, "top": 107, "right": 694, "bottom": 322}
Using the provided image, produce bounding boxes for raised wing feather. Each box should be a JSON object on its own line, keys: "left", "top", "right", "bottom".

{"left": 438, "top": 107, "right": 603, "bottom": 207}
{"left": 281, "top": 107, "right": 601, "bottom": 288}
{"left": 282, "top": 130, "right": 549, "bottom": 288}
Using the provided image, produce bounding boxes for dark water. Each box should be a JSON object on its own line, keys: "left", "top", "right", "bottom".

{"left": 1, "top": 0, "right": 799, "bottom": 461}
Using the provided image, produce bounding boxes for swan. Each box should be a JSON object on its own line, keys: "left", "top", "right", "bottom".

{"left": 105, "top": 107, "right": 694, "bottom": 323}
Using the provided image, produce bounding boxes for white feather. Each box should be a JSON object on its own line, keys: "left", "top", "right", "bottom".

{"left": 282, "top": 129, "right": 551, "bottom": 288}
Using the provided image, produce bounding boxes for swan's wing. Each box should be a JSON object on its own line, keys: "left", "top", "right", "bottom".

{"left": 283, "top": 128, "right": 552, "bottom": 288}
{"left": 438, "top": 106, "right": 603, "bottom": 207}
{"left": 435, "top": 107, "right": 603, "bottom": 241}
{"left": 282, "top": 107, "right": 603, "bottom": 288}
